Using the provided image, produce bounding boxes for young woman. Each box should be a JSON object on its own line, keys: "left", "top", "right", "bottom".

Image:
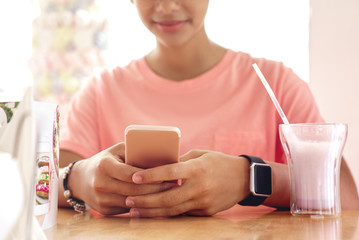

{"left": 58, "top": 0, "right": 359, "bottom": 217}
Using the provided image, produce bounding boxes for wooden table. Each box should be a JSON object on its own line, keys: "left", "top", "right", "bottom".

{"left": 45, "top": 205, "right": 359, "bottom": 239}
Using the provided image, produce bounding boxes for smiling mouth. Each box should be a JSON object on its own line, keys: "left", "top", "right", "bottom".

{"left": 154, "top": 20, "right": 188, "bottom": 33}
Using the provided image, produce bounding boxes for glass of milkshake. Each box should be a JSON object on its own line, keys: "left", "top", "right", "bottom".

{"left": 279, "top": 123, "right": 347, "bottom": 217}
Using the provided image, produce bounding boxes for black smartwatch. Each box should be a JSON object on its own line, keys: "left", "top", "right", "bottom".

{"left": 238, "top": 155, "right": 272, "bottom": 206}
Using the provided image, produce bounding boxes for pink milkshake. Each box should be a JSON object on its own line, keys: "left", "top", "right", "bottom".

{"left": 279, "top": 123, "right": 347, "bottom": 216}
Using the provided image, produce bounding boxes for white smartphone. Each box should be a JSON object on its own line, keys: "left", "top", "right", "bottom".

{"left": 125, "top": 125, "right": 181, "bottom": 169}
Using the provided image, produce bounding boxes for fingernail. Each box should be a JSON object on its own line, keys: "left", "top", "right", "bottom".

{"left": 126, "top": 198, "right": 135, "bottom": 207}
{"left": 177, "top": 179, "right": 182, "bottom": 186}
{"left": 130, "top": 208, "right": 140, "bottom": 217}
{"left": 133, "top": 174, "right": 142, "bottom": 183}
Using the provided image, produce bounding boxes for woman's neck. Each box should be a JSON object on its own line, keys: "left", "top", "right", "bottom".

{"left": 145, "top": 31, "right": 227, "bottom": 81}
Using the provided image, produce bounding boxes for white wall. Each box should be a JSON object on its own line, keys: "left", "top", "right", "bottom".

{"left": 309, "top": 0, "right": 359, "bottom": 192}
{"left": 0, "top": 1, "right": 33, "bottom": 91}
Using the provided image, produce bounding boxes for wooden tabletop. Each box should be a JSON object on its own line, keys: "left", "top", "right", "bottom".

{"left": 45, "top": 205, "right": 359, "bottom": 240}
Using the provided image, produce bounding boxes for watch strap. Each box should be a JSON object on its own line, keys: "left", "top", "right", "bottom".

{"left": 238, "top": 193, "right": 267, "bottom": 206}
{"left": 238, "top": 155, "right": 269, "bottom": 206}
{"left": 240, "top": 154, "right": 265, "bottom": 164}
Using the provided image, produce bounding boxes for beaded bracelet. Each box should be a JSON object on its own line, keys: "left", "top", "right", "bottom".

{"left": 63, "top": 161, "right": 86, "bottom": 213}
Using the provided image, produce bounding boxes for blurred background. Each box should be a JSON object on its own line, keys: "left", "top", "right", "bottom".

{"left": 0, "top": 0, "right": 358, "bottom": 192}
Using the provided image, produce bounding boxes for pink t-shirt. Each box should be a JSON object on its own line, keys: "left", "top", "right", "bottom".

{"left": 60, "top": 50, "right": 324, "bottom": 163}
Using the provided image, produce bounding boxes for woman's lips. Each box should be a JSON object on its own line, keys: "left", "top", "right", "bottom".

{"left": 154, "top": 20, "right": 187, "bottom": 33}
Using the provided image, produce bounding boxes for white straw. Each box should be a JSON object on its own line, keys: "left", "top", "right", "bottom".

{"left": 252, "top": 63, "right": 290, "bottom": 124}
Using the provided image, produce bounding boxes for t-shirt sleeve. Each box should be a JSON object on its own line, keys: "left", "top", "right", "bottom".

{"left": 279, "top": 67, "right": 325, "bottom": 124}
{"left": 273, "top": 65, "right": 325, "bottom": 163}
{"left": 60, "top": 77, "right": 100, "bottom": 159}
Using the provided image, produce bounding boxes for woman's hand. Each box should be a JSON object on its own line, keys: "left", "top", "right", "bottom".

{"left": 67, "top": 143, "right": 177, "bottom": 215}
{"left": 125, "top": 150, "right": 250, "bottom": 217}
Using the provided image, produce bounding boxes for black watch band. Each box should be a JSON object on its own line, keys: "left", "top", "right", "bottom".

{"left": 238, "top": 194, "right": 267, "bottom": 206}
{"left": 238, "top": 155, "right": 272, "bottom": 206}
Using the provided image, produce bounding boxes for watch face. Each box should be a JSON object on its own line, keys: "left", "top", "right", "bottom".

{"left": 253, "top": 164, "right": 272, "bottom": 196}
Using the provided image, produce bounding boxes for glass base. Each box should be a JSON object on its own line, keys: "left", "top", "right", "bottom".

{"left": 291, "top": 209, "right": 341, "bottom": 218}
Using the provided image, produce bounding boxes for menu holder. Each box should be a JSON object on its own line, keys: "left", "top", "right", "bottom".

{"left": 34, "top": 101, "right": 60, "bottom": 229}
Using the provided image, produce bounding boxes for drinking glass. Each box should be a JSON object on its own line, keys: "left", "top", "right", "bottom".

{"left": 279, "top": 123, "right": 347, "bottom": 217}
